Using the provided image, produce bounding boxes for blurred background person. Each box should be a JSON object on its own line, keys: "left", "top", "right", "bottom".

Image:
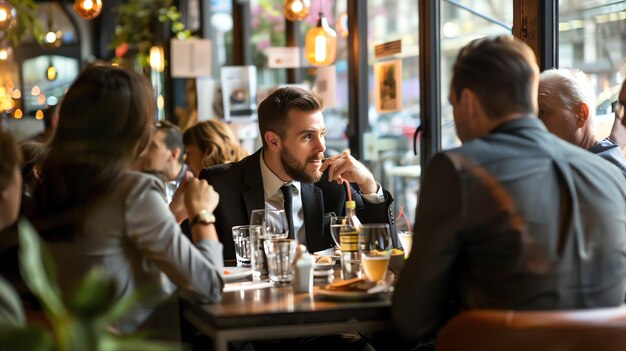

{"left": 18, "top": 141, "right": 48, "bottom": 210}
{"left": 134, "top": 120, "right": 187, "bottom": 203}
{"left": 182, "top": 119, "right": 248, "bottom": 177}
{"left": 538, "top": 68, "right": 626, "bottom": 175}
{"left": 27, "top": 66, "right": 224, "bottom": 336}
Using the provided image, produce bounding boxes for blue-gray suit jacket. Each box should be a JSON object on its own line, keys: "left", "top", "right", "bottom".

{"left": 393, "top": 117, "right": 626, "bottom": 341}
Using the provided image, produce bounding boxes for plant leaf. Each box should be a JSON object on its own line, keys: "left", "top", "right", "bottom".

{"left": 17, "top": 219, "right": 65, "bottom": 318}
{"left": 0, "top": 325, "right": 53, "bottom": 351}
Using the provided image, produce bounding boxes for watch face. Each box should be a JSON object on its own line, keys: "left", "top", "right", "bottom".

{"left": 197, "top": 209, "right": 215, "bottom": 224}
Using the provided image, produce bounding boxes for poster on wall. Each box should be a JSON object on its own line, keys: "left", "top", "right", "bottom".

{"left": 220, "top": 65, "right": 257, "bottom": 122}
{"left": 171, "top": 38, "right": 212, "bottom": 78}
{"left": 373, "top": 59, "right": 402, "bottom": 113}
{"left": 315, "top": 65, "right": 336, "bottom": 108}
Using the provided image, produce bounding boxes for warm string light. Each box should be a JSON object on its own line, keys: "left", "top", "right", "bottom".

{"left": 74, "top": 0, "right": 103, "bottom": 20}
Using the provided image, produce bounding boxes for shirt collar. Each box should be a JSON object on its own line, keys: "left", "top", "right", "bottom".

{"left": 259, "top": 150, "right": 301, "bottom": 199}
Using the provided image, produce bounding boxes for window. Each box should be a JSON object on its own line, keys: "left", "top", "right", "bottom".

{"left": 367, "top": 0, "right": 420, "bottom": 223}
{"left": 440, "top": 0, "right": 513, "bottom": 149}
{"left": 558, "top": 0, "right": 626, "bottom": 139}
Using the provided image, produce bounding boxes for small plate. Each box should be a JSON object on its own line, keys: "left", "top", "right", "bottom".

{"left": 223, "top": 267, "right": 253, "bottom": 283}
{"left": 316, "top": 285, "right": 393, "bottom": 301}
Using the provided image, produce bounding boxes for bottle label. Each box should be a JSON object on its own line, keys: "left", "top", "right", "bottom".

{"left": 339, "top": 230, "right": 359, "bottom": 252}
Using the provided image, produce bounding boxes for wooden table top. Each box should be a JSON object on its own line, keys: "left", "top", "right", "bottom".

{"left": 181, "top": 275, "right": 393, "bottom": 329}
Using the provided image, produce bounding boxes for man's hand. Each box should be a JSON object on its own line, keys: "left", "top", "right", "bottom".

{"left": 320, "top": 151, "right": 378, "bottom": 194}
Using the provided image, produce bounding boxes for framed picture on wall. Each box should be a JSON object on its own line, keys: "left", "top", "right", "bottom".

{"left": 374, "top": 59, "right": 402, "bottom": 113}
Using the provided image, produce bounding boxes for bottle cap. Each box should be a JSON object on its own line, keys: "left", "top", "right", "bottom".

{"left": 345, "top": 200, "right": 356, "bottom": 209}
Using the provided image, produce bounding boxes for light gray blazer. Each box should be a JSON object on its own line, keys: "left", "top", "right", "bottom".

{"left": 45, "top": 171, "right": 224, "bottom": 333}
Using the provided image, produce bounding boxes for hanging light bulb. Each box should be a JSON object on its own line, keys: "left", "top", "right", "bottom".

{"left": 74, "top": 0, "right": 103, "bottom": 20}
{"left": 0, "top": 1, "right": 16, "bottom": 31}
{"left": 149, "top": 45, "right": 165, "bottom": 73}
{"left": 46, "top": 62, "right": 58, "bottom": 81}
{"left": 283, "top": 0, "right": 310, "bottom": 21}
{"left": 305, "top": 13, "right": 337, "bottom": 67}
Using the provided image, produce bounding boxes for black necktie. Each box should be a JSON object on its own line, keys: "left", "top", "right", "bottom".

{"left": 280, "top": 184, "right": 295, "bottom": 239}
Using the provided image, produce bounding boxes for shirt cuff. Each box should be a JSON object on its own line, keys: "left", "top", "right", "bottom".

{"left": 360, "top": 182, "right": 385, "bottom": 203}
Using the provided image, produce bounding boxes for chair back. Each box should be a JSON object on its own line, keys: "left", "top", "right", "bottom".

{"left": 437, "top": 306, "right": 626, "bottom": 351}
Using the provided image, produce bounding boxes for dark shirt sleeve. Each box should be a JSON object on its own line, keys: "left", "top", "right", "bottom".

{"left": 392, "top": 153, "right": 463, "bottom": 341}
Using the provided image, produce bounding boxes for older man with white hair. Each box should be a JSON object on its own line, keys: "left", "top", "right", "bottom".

{"left": 538, "top": 68, "right": 626, "bottom": 175}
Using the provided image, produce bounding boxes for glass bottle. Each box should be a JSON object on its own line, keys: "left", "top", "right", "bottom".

{"left": 339, "top": 200, "right": 362, "bottom": 279}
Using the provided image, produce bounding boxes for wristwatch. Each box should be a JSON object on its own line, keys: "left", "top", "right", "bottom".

{"left": 190, "top": 209, "right": 216, "bottom": 227}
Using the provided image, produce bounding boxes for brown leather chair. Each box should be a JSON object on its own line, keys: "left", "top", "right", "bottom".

{"left": 436, "top": 306, "right": 626, "bottom": 351}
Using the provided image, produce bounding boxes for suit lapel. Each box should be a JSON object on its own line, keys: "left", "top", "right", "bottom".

{"left": 302, "top": 183, "right": 324, "bottom": 251}
{"left": 243, "top": 149, "right": 265, "bottom": 221}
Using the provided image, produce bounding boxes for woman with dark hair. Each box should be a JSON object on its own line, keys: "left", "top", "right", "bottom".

{"left": 28, "top": 66, "right": 224, "bottom": 334}
{"left": 182, "top": 119, "right": 248, "bottom": 176}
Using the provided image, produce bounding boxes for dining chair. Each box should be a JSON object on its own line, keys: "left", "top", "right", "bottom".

{"left": 436, "top": 306, "right": 626, "bottom": 351}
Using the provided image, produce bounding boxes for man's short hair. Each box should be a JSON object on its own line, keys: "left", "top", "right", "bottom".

{"left": 452, "top": 35, "right": 539, "bottom": 119}
{"left": 0, "top": 128, "right": 21, "bottom": 192}
{"left": 257, "top": 87, "right": 324, "bottom": 147}
{"left": 539, "top": 68, "right": 596, "bottom": 120}
{"left": 155, "top": 120, "right": 184, "bottom": 164}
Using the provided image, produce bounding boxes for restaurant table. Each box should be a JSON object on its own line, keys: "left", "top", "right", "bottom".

{"left": 180, "top": 270, "right": 393, "bottom": 351}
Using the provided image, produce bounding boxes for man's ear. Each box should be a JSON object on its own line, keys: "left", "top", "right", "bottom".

{"left": 576, "top": 102, "right": 590, "bottom": 128}
{"left": 171, "top": 147, "right": 182, "bottom": 163}
{"left": 460, "top": 88, "right": 476, "bottom": 116}
{"left": 265, "top": 131, "right": 281, "bottom": 152}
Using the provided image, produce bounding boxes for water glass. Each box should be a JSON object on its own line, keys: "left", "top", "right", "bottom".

{"left": 263, "top": 239, "right": 297, "bottom": 284}
{"left": 232, "top": 225, "right": 257, "bottom": 267}
{"left": 330, "top": 216, "right": 348, "bottom": 249}
{"left": 359, "top": 223, "right": 392, "bottom": 283}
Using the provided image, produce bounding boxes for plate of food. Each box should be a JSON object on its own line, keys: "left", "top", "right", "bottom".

{"left": 223, "top": 266, "right": 253, "bottom": 283}
{"left": 316, "top": 278, "right": 393, "bottom": 301}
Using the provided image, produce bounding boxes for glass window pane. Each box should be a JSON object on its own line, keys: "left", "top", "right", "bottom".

{"left": 22, "top": 55, "right": 79, "bottom": 114}
{"left": 558, "top": 0, "right": 626, "bottom": 139}
{"left": 440, "top": 1, "right": 513, "bottom": 149}
{"left": 367, "top": 0, "right": 420, "bottom": 225}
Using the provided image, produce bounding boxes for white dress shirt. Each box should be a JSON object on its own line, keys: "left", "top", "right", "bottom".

{"left": 259, "top": 154, "right": 385, "bottom": 247}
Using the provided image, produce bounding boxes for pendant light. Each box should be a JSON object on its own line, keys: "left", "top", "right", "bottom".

{"left": 0, "top": 43, "right": 12, "bottom": 61}
{"left": 0, "top": 1, "right": 16, "bottom": 30}
{"left": 304, "top": 12, "right": 337, "bottom": 67}
{"left": 283, "top": 0, "right": 310, "bottom": 21}
{"left": 46, "top": 60, "right": 57, "bottom": 81}
{"left": 74, "top": 0, "right": 103, "bottom": 20}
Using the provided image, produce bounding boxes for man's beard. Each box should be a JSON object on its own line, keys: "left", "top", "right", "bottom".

{"left": 280, "top": 147, "right": 323, "bottom": 183}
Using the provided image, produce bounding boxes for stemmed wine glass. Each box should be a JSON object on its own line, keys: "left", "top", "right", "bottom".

{"left": 250, "top": 209, "right": 289, "bottom": 239}
{"left": 359, "top": 223, "right": 392, "bottom": 283}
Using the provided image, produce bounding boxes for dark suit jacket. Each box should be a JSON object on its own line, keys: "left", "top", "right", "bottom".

{"left": 393, "top": 117, "right": 626, "bottom": 341}
{"left": 200, "top": 149, "right": 396, "bottom": 260}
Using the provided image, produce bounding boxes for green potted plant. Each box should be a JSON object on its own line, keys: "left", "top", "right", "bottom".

{"left": 0, "top": 219, "right": 177, "bottom": 351}
{"left": 110, "top": 0, "right": 190, "bottom": 71}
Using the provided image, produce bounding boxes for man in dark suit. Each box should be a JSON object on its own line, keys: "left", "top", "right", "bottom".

{"left": 392, "top": 36, "right": 626, "bottom": 344}
{"left": 200, "top": 87, "right": 395, "bottom": 260}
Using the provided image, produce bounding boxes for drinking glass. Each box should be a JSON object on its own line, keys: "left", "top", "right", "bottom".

{"left": 359, "top": 223, "right": 392, "bottom": 283}
{"left": 249, "top": 209, "right": 289, "bottom": 278}
{"left": 232, "top": 225, "right": 256, "bottom": 266}
{"left": 250, "top": 209, "right": 289, "bottom": 238}
{"left": 330, "top": 216, "right": 348, "bottom": 249}
{"left": 263, "top": 238, "right": 297, "bottom": 284}
{"left": 398, "top": 230, "right": 413, "bottom": 259}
